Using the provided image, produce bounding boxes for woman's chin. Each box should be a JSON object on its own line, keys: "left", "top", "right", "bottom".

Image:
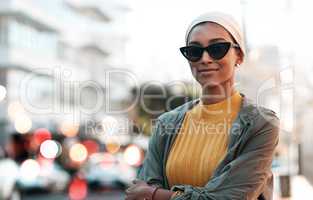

{"left": 198, "top": 79, "right": 222, "bottom": 88}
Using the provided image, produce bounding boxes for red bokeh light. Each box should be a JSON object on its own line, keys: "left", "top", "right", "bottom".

{"left": 82, "top": 140, "right": 99, "bottom": 156}
{"left": 68, "top": 177, "right": 88, "bottom": 200}
{"left": 33, "top": 128, "right": 52, "bottom": 147}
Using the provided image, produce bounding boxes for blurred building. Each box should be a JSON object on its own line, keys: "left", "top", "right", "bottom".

{"left": 240, "top": 45, "right": 281, "bottom": 102}
{"left": 0, "top": 0, "right": 131, "bottom": 144}
{"left": 0, "top": 0, "right": 59, "bottom": 144}
{"left": 240, "top": 44, "right": 299, "bottom": 180}
{"left": 62, "top": 0, "right": 132, "bottom": 132}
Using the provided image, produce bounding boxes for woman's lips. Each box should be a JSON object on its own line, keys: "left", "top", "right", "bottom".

{"left": 198, "top": 68, "right": 219, "bottom": 75}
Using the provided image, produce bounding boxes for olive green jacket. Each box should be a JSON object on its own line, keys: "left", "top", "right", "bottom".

{"left": 137, "top": 95, "right": 279, "bottom": 200}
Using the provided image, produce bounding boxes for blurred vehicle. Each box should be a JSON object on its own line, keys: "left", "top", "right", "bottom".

{"left": 3, "top": 132, "right": 70, "bottom": 195}
{"left": 76, "top": 143, "right": 145, "bottom": 191}
{"left": 0, "top": 147, "right": 21, "bottom": 200}
{"left": 17, "top": 158, "right": 70, "bottom": 194}
{"left": 78, "top": 152, "right": 134, "bottom": 190}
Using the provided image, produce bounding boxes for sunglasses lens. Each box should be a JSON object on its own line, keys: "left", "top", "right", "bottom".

{"left": 180, "top": 46, "right": 203, "bottom": 62}
{"left": 207, "top": 42, "right": 231, "bottom": 60}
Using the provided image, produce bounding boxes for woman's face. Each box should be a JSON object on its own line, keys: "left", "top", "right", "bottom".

{"left": 187, "top": 22, "right": 243, "bottom": 87}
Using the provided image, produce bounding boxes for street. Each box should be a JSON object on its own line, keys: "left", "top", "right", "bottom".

{"left": 23, "top": 191, "right": 125, "bottom": 200}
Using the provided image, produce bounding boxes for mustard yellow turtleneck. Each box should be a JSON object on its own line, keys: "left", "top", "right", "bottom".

{"left": 166, "top": 91, "right": 242, "bottom": 189}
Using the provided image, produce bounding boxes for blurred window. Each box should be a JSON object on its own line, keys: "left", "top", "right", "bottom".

{"left": 8, "top": 17, "right": 58, "bottom": 58}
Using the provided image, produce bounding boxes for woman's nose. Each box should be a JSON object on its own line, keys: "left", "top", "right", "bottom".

{"left": 200, "top": 50, "right": 213, "bottom": 63}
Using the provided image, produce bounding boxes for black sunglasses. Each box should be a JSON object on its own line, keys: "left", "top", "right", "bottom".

{"left": 180, "top": 42, "right": 240, "bottom": 62}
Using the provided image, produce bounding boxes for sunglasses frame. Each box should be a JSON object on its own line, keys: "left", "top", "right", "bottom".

{"left": 180, "top": 42, "right": 240, "bottom": 62}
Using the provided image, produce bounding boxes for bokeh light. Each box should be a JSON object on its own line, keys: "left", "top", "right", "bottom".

{"left": 0, "top": 85, "right": 7, "bottom": 102}
{"left": 8, "top": 101, "right": 26, "bottom": 121}
{"left": 14, "top": 114, "right": 32, "bottom": 134}
{"left": 123, "top": 145, "right": 144, "bottom": 167}
{"left": 60, "top": 121, "right": 80, "bottom": 137}
{"left": 40, "top": 140, "right": 62, "bottom": 159}
{"left": 34, "top": 128, "right": 52, "bottom": 146}
{"left": 105, "top": 142, "right": 121, "bottom": 154}
{"left": 82, "top": 139, "right": 99, "bottom": 156}
{"left": 105, "top": 136, "right": 121, "bottom": 154}
{"left": 69, "top": 143, "right": 88, "bottom": 163}
{"left": 20, "top": 159, "right": 41, "bottom": 180}
{"left": 68, "top": 177, "right": 88, "bottom": 200}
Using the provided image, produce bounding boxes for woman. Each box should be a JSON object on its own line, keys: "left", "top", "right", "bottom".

{"left": 125, "top": 12, "right": 279, "bottom": 200}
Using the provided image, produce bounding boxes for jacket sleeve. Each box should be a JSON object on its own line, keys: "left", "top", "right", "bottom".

{"left": 136, "top": 119, "right": 164, "bottom": 188}
{"left": 170, "top": 113, "right": 280, "bottom": 200}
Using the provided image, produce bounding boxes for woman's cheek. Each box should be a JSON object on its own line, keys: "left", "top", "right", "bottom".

{"left": 215, "top": 61, "right": 234, "bottom": 80}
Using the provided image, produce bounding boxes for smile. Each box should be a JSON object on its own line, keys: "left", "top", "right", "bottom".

{"left": 197, "top": 68, "right": 219, "bottom": 75}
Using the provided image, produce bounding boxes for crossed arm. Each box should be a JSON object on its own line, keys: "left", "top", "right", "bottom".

{"left": 125, "top": 116, "right": 279, "bottom": 200}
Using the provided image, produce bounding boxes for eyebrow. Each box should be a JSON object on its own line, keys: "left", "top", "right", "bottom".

{"left": 188, "top": 38, "right": 227, "bottom": 45}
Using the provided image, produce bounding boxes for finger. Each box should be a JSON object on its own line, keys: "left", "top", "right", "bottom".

{"left": 125, "top": 184, "right": 140, "bottom": 195}
{"left": 125, "top": 189, "right": 132, "bottom": 194}
{"left": 125, "top": 188, "right": 131, "bottom": 194}
{"left": 132, "top": 179, "right": 146, "bottom": 184}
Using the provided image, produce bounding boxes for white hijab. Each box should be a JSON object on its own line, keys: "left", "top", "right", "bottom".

{"left": 185, "top": 12, "right": 246, "bottom": 59}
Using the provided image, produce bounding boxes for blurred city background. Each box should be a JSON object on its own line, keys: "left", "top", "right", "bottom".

{"left": 0, "top": 0, "right": 312, "bottom": 199}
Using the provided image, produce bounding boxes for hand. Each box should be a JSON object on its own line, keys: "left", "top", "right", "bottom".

{"left": 125, "top": 179, "right": 155, "bottom": 200}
